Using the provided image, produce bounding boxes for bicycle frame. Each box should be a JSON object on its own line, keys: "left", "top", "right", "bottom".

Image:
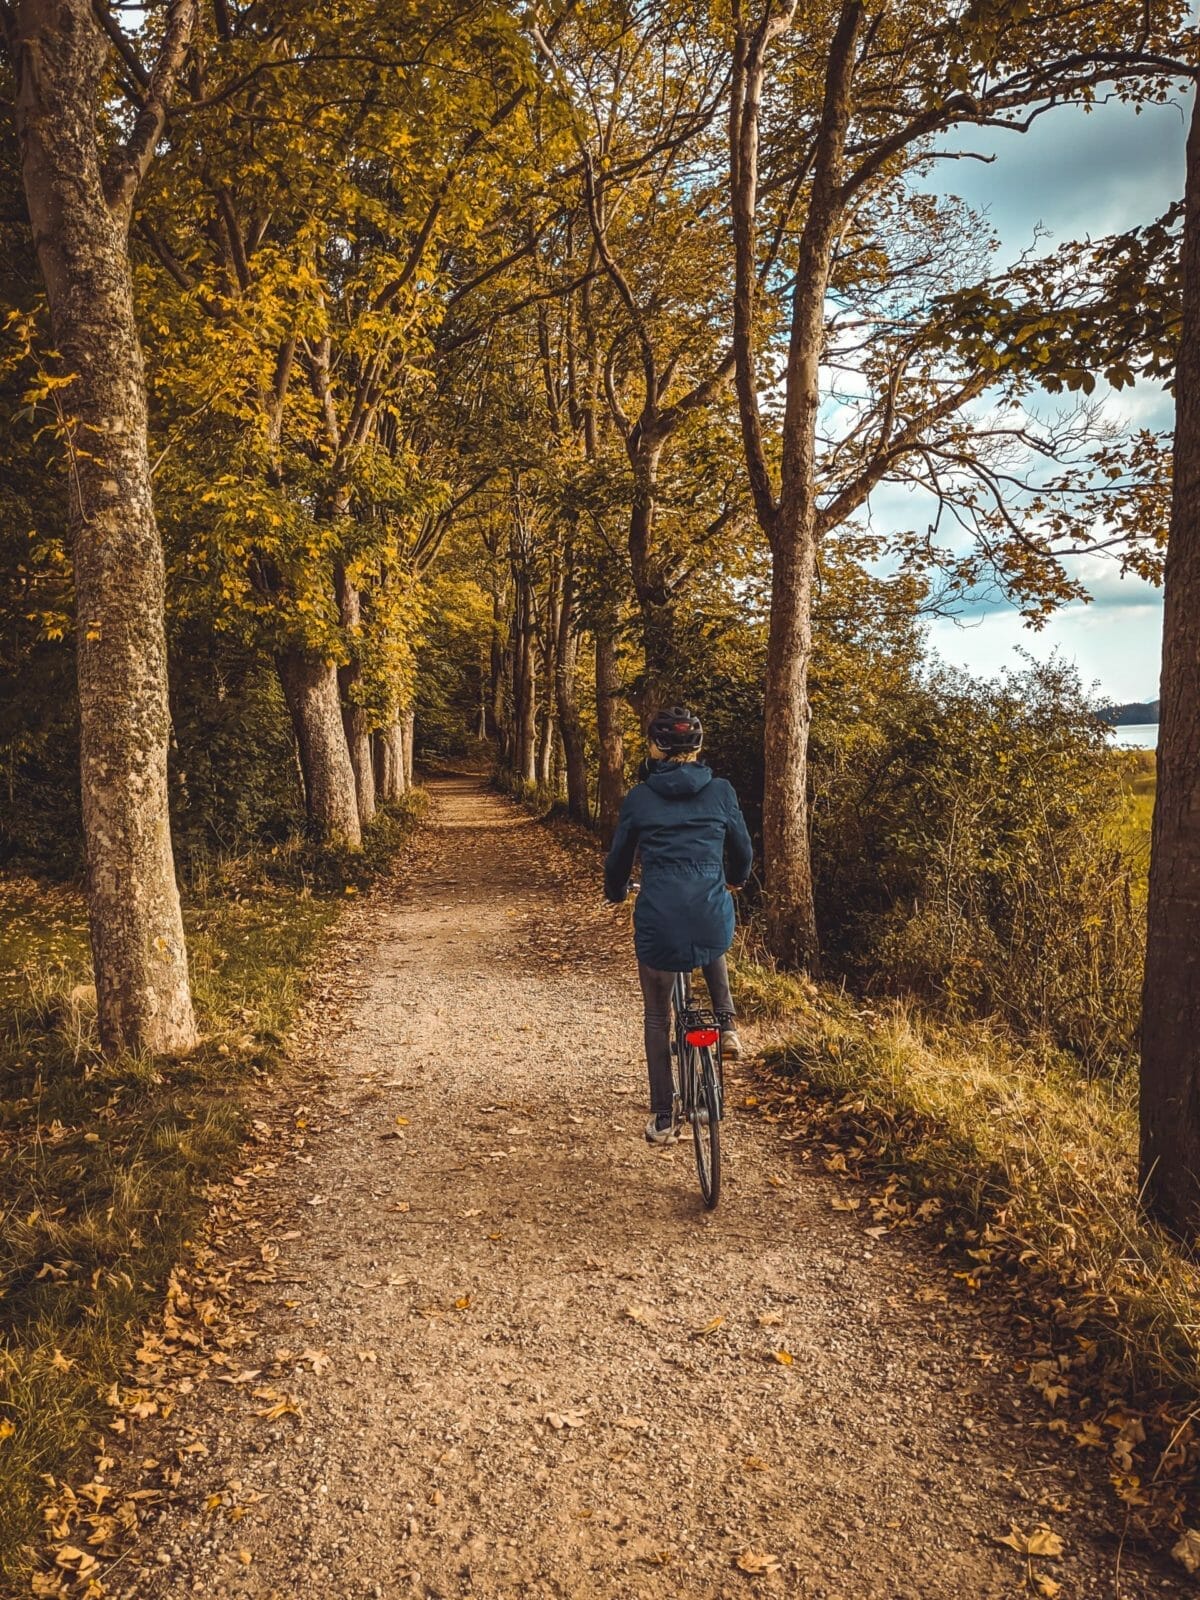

{"left": 669, "top": 970, "right": 725, "bottom": 1208}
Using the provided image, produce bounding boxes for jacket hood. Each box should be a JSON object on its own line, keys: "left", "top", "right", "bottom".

{"left": 644, "top": 759, "right": 713, "bottom": 799}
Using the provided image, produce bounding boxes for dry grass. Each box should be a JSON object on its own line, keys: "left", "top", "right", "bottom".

{"left": 0, "top": 795, "right": 425, "bottom": 1583}
{"left": 734, "top": 955, "right": 1200, "bottom": 1520}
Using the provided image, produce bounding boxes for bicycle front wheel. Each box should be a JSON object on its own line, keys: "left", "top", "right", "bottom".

{"left": 691, "top": 1046, "right": 721, "bottom": 1210}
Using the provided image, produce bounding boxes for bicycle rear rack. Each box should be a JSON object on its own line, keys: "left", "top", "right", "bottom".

{"left": 683, "top": 1007, "right": 721, "bottom": 1048}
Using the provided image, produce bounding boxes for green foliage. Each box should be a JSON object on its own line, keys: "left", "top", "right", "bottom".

{"left": 657, "top": 545, "right": 1145, "bottom": 1072}
{"left": 168, "top": 627, "right": 306, "bottom": 867}
{"left": 823, "top": 656, "right": 1145, "bottom": 1071}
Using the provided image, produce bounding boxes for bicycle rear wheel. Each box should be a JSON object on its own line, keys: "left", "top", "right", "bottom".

{"left": 691, "top": 1047, "right": 721, "bottom": 1209}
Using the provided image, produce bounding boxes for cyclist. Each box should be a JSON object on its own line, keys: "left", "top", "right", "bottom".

{"left": 603, "top": 706, "right": 754, "bottom": 1144}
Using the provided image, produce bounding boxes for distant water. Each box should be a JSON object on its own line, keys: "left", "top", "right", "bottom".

{"left": 1107, "top": 723, "right": 1158, "bottom": 750}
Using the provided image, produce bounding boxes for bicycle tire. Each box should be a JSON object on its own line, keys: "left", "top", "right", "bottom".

{"left": 692, "top": 1047, "right": 721, "bottom": 1209}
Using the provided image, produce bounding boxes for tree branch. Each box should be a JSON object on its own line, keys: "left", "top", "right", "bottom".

{"left": 102, "top": 0, "right": 198, "bottom": 223}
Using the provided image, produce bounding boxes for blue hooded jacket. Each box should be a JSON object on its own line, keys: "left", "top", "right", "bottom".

{"left": 603, "top": 760, "right": 754, "bottom": 972}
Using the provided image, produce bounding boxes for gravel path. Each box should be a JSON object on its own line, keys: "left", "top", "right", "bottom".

{"left": 105, "top": 778, "right": 1177, "bottom": 1600}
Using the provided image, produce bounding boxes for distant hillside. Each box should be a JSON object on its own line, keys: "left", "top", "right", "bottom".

{"left": 1098, "top": 700, "right": 1160, "bottom": 726}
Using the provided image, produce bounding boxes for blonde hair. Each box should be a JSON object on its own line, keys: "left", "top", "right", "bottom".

{"left": 648, "top": 741, "right": 700, "bottom": 764}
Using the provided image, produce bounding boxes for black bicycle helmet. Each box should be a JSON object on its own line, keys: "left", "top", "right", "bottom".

{"left": 648, "top": 704, "right": 703, "bottom": 753}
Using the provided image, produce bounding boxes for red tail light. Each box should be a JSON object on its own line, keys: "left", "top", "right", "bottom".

{"left": 686, "top": 1028, "right": 721, "bottom": 1048}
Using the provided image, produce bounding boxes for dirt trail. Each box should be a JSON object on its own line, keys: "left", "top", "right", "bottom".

{"left": 110, "top": 778, "right": 1174, "bottom": 1600}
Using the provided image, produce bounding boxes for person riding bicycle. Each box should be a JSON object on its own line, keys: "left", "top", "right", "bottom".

{"left": 603, "top": 706, "right": 754, "bottom": 1145}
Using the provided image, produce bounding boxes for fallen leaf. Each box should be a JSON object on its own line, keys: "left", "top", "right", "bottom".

{"left": 741, "top": 1456, "right": 769, "bottom": 1472}
{"left": 545, "top": 1409, "right": 588, "bottom": 1429}
{"left": 770, "top": 1349, "right": 794, "bottom": 1367}
{"left": 995, "top": 1524, "right": 1063, "bottom": 1558}
{"left": 253, "top": 1394, "right": 302, "bottom": 1421}
{"left": 735, "top": 1550, "right": 781, "bottom": 1576}
{"left": 623, "top": 1305, "right": 653, "bottom": 1325}
{"left": 690, "top": 1316, "right": 725, "bottom": 1338}
{"left": 755, "top": 1311, "right": 783, "bottom": 1328}
{"left": 0, "top": 1421, "right": 14, "bottom": 1443}
{"left": 1035, "top": 1579, "right": 1062, "bottom": 1599}
{"left": 1172, "top": 1528, "right": 1200, "bottom": 1575}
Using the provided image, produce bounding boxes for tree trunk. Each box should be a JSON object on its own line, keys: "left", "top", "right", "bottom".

{"left": 490, "top": 578, "right": 507, "bottom": 747}
{"left": 401, "top": 706, "right": 415, "bottom": 788}
{"left": 761, "top": 522, "right": 820, "bottom": 970}
{"left": 1140, "top": 94, "right": 1200, "bottom": 1237}
{"left": 537, "top": 575, "right": 557, "bottom": 789}
{"left": 277, "top": 650, "right": 362, "bottom": 847}
{"left": 555, "top": 568, "right": 589, "bottom": 824}
{"left": 9, "top": 0, "right": 197, "bottom": 1055}
{"left": 638, "top": 593, "right": 681, "bottom": 720}
{"left": 537, "top": 707, "right": 554, "bottom": 788}
{"left": 343, "top": 704, "right": 376, "bottom": 824}
{"left": 595, "top": 628, "right": 625, "bottom": 836}
{"left": 513, "top": 575, "right": 538, "bottom": 786}
{"left": 757, "top": 0, "right": 862, "bottom": 974}
{"left": 335, "top": 567, "right": 376, "bottom": 826}
{"left": 627, "top": 435, "right": 677, "bottom": 719}
{"left": 375, "top": 721, "right": 406, "bottom": 802}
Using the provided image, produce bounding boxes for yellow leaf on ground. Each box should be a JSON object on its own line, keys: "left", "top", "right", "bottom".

{"left": 1027, "top": 1528, "right": 1064, "bottom": 1557}
{"left": 770, "top": 1349, "right": 794, "bottom": 1366}
{"left": 690, "top": 1316, "right": 725, "bottom": 1338}
{"left": 735, "top": 1550, "right": 781, "bottom": 1575}
{"left": 995, "top": 1524, "right": 1063, "bottom": 1558}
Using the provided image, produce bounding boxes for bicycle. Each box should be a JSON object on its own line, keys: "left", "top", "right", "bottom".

{"left": 669, "top": 970, "right": 724, "bottom": 1210}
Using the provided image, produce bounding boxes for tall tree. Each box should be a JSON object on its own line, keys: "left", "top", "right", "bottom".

{"left": 1141, "top": 83, "right": 1200, "bottom": 1237}
{"left": 726, "top": 0, "right": 1186, "bottom": 970}
{"left": 2, "top": 0, "right": 198, "bottom": 1053}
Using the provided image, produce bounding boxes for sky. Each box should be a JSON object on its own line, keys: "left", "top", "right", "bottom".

{"left": 879, "top": 94, "right": 1185, "bottom": 706}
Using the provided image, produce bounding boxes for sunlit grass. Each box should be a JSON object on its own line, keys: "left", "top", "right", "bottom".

{"left": 0, "top": 794, "right": 424, "bottom": 1582}
{"left": 735, "top": 953, "right": 1200, "bottom": 1429}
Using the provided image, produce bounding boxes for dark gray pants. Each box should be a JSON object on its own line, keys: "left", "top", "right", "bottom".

{"left": 637, "top": 957, "right": 735, "bottom": 1115}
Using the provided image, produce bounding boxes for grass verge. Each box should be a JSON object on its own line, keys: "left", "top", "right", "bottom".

{"left": 733, "top": 955, "right": 1200, "bottom": 1540}
{"left": 0, "top": 796, "right": 425, "bottom": 1584}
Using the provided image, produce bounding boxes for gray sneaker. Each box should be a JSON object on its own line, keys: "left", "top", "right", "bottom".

{"left": 644, "top": 1112, "right": 680, "bottom": 1145}
{"left": 721, "top": 1027, "right": 743, "bottom": 1060}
